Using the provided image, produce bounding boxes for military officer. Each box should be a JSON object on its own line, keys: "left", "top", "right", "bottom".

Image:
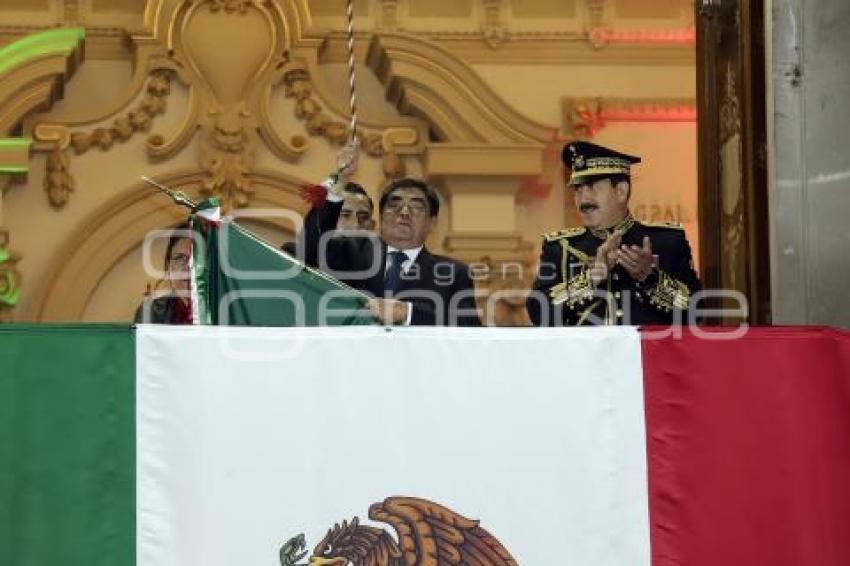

{"left": 527, "top": 141, "right": 700, "bottom": 326}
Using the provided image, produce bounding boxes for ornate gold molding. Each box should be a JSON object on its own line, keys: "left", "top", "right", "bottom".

{"left": 367, "top": 33, "right": 554, "bottom": 145}
{"left": 33, "top": 71, "right": 173, "bottom": 208}
{"left": 26, "top": 2, "right": 419, "bottom": 212}
{"left": 44, "top": 149, "right": 75, "bottom": 209}
{"left": 279, "top": 65, "right": 414, "bottom": 182}
{"left": 720, "top": 62, "right": 742, "bottom": 144}
{"left": 378, "top": 0, "right": 399, "bottom": 31}
{"left": 0, "top": 27, "right": 84, "bottom": 224}
{"left": 481, "top": 0, "right": 508, "bottom": 49}
{"left": 71, "top": 72, "right": 171, "bottom": 154}
{"left": 1, "top": 3, "right": 696, "bottom": 66}
{"left": 320, "top": 32, "right": 694, "bottom": 66}
{"left": 585, "top": 0, "right": 608, "bottom": 30}
{"left": 0, "top": 228, "right": 21, "bottom": 323}
{"left": 0, "top": 27, "right": 85, "bottom": 135}
{"left": 208, "top": 0, "right": 252, "bottom": 12}
{"left": 155, "top": 1, "right": 294, "bottom": 209}
{"left": 563, "top": 98, "right": 605, "bottom": 139}
{"left": 562, "top": 97, "right": 697, "bottom": 138}
{"left": 283, "top": 48, "right": 425, "bottom": 154}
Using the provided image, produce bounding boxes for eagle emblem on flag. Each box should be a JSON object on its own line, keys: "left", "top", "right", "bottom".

{"left": 279, "top": 496, "right": 518, "bottom": 566}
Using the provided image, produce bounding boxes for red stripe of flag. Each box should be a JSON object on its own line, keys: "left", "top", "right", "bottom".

{"left": 641, "top": 326, "right": 850, "bottom": 566}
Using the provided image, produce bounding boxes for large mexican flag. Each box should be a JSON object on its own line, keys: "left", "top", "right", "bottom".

{"left": 2, "top": 325, "right": 850, "bottom": 566}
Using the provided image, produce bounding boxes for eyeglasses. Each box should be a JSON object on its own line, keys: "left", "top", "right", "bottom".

{"left": 383, "top": 197, "right": 428, "bottom": 215}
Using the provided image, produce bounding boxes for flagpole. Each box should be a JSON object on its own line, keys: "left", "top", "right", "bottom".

{"left": 141, "top": 176, "right": 198, "bottom": 209}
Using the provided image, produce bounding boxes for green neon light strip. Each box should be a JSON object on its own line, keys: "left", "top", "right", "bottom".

{"left": 0, "top": 27, "right": 85, "bottom": 78}
{"left": 0, "top": 138, "right": 32, "bottom": 174}
{"left": 0, "top": 138, "right": 32, "bottom": 150}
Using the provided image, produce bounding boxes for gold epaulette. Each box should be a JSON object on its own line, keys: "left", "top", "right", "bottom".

{"left": 542, "top": 226, "right": 586, "bottom": 242}
{"left": 641, "top": 220, "right": 684, "bottom": 230}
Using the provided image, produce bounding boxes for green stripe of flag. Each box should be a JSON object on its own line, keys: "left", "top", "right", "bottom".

{"left": 0, "top": 325, "right": 134, "bottom": 566}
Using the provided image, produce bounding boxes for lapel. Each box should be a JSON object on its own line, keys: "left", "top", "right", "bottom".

{"left": 370, "top": 241, "right": 389, "bottom": 296}
{"left": 367, "top": 243, "right": 434, "bottom": 294}
{"left": 397, "top": 247, "right": 433, "bottom": 293}
{"left": 342, "top": 237, "right": 386, "bottom": 296}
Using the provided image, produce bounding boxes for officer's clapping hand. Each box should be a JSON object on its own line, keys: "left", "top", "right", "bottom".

{"left": 590, "top": 230, "right": 623, "bottom": 285}
{"left": 616, "top": 236, "right": 655, "bottom": 282}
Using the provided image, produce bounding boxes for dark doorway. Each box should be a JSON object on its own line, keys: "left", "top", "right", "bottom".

{"left": 696, "top": 0, "right": 771, "bottom": 324}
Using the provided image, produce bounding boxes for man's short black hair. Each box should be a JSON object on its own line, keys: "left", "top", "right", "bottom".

{"left": 378, "top": 177, "right": 440, "bottom": 217}
{"left": 343, "top": 182, "right": 373, "bottom": 212}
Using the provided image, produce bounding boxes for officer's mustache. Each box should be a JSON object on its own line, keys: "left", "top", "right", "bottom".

{"left": 579, "top": 202, "right": 599, "bottom": 213}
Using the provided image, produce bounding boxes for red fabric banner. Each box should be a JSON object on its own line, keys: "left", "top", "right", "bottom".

{"left": 642, "top": 327, "right": 850, "bottom": 566}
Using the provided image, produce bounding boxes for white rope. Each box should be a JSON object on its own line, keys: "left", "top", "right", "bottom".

{"left": 345, "top": 0, "right": 358, "bottom": 142}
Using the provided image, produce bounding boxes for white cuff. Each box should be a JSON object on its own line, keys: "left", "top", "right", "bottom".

{"left": 402, "top": 302, "right": 412, "bottom": 326}
{"left": 323, "top": 175, "right": 345, "bottom": 202}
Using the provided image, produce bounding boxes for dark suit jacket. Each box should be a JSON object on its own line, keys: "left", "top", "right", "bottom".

{"left": 297, "top": 200, "right": 481, "bottom": 326}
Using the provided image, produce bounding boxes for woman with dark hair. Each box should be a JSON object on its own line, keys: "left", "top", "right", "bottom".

{"left": 133, "top": 224, "right": 193, "bottom": 324}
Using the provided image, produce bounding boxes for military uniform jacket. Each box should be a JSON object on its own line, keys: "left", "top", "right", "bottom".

{"left": 527, "top": 216, "right": 700, "bottom": 326}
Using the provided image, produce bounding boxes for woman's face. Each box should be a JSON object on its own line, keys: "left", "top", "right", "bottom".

{"left": 167, "top": 238, "right": 192, "bottom": 292}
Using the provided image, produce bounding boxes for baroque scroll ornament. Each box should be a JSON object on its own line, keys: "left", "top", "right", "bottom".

{"left": 33, "top": 0, "right": 415, "bottom": 212}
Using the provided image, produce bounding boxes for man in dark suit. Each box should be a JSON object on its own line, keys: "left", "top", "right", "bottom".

{"left": 300, "top": 176, "right": 481, "bottom": 326}
{"left": 281, "top": 182, "right": 374, "bottom": 256}
{"left": 527, "top": 141, "right": 700, "bottom": 326}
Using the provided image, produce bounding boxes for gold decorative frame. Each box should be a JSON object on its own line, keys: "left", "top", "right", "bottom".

{"left": 31, "top": 0, "right": 421, "bottom": 211}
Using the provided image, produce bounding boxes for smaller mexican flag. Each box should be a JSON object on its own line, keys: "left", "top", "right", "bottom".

{"left": 187, "top": 198, "right": 375, "bottom": 327}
